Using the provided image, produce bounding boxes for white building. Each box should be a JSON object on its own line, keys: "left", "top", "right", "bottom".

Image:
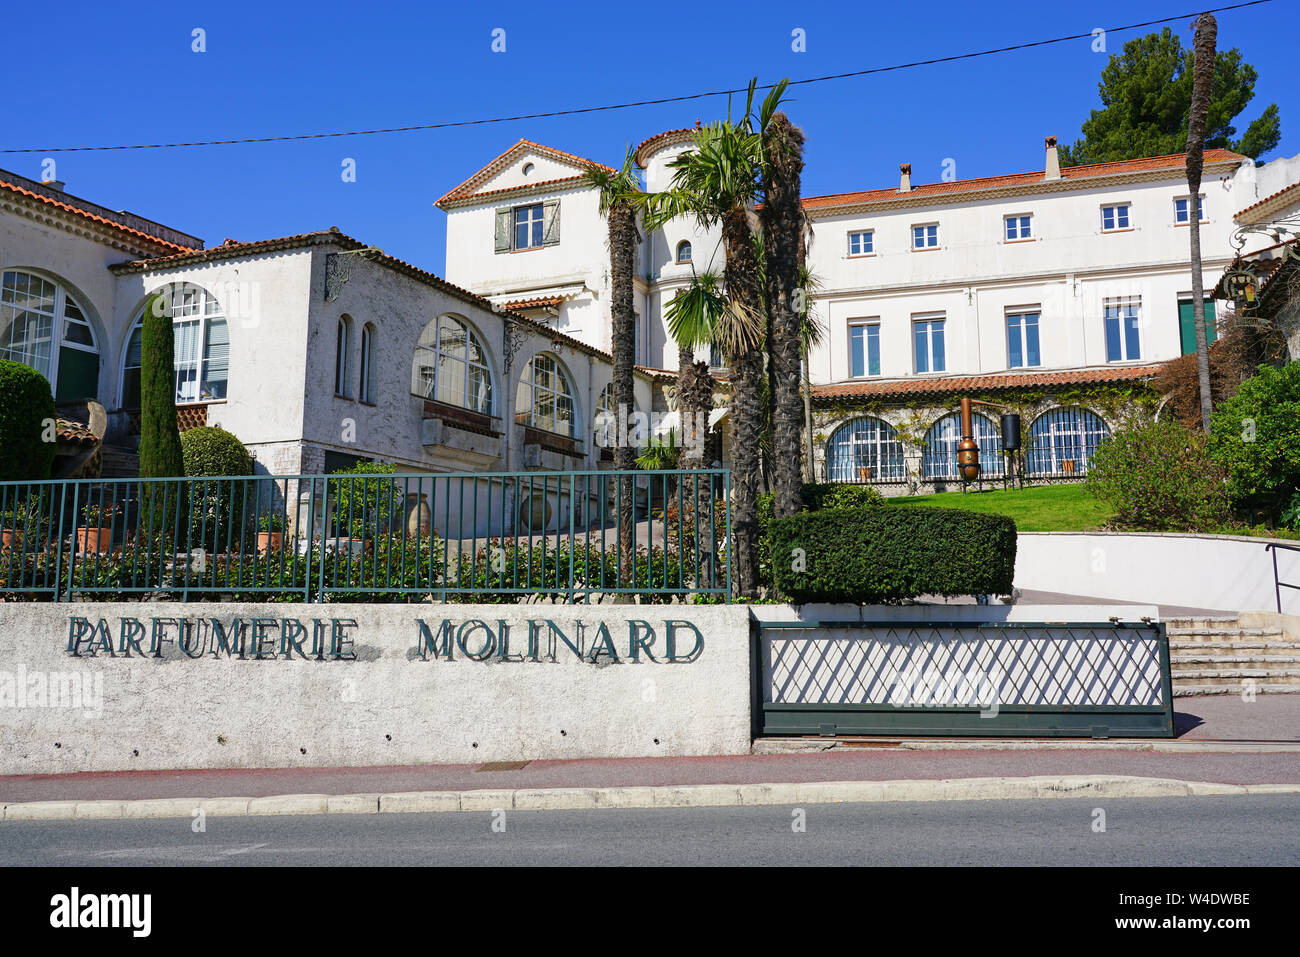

{"left": 0, "top": 168, "right": 652, "bottom": 532}
{"left": 443, "top": 133, "right": 1300, "bottom": 490}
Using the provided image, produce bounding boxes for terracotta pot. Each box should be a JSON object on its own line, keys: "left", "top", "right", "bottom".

{"left": 257, "top": 531, "right": 284, "bottom": 554}
{"left": 406, "top": 493, "right": 431, "bottom": 537}
{"left": 1, "top": 529, "right": 21, "bottom": 552}
{"left": 76, "top": 527, "right": 112, "bottom": 554}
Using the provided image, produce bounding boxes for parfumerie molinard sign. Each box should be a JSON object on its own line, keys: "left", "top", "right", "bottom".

{"left": 63, "top": 615, "right": 706, "bottom": 664}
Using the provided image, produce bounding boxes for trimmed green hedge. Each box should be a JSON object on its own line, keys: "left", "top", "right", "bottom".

{"left": 0, "top": 359, "right": 56, "bottom": 481}
{"left": 770, "top": 506, "right": 1017, "bottom": 604}
{"left": 181, "top": 426, "right": 254, "bottom": 477}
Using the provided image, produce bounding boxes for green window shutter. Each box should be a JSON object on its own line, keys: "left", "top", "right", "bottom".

{"left": 543, "top": 200, "right": 560, "bottom": 246}
{"left": 494, "top": 208, "right": 511, "bottom": 253}
{"left": 1178, "top": 298, "right": 1217, "bottom": 355}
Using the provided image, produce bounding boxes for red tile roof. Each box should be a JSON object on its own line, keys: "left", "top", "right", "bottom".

{"left": 802, "top": 149, "right": 1246, "bottom": 212}
{"left": 812, "top": 365, "right": 1163, "bottom": 403}
{"left": 634, "top": 128, "right": 697, "bottom": 168}
{"left": 1235, "top": 180, "right": 1300, "bottom": 221}
{"left": 0, "top": 173, "right": 199, "bottom": 254}
{"left": 56, "top": 418, "right": 100, "bottom": 447}
{"left": 502, "top": 295, "right": 564, "bottom": 311}
{"left": 436, "top": 139, "right": 615, "bottom": 206}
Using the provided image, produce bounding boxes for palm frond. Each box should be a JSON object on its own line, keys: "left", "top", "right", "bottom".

{"left": 665, "top": 271, "right": 727, "bottom": 351}
{"left": 583, "top": 145, "right": 642, "bottom": 215}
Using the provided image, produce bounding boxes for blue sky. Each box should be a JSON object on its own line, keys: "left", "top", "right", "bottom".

{"left": 4, "top": 0, "right": 1295, "bottom": 274}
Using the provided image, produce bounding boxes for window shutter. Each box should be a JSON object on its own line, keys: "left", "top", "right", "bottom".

{"left": 542, "top": 199, "right": 560, "bottom": 246}
{"left": 494, "top": 208, "right": 511, "bottom": 253}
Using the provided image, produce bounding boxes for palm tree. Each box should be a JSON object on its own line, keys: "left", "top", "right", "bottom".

{"left": 760, "top": 111, "right": 807, "bottom": 519}
{"left": 797, "top": 264, "right": 826, "bottom": 482}
{"left": 584, "top": 148, "right": 642, "bottom": 581}
{"left": 664, "top": 273, "right": 724, "bottom": 587}
{"left": 638, "top": 79, "right": 789, "bottom": 597}
{"left": 1186, "top": 12, "right": 1218, "bottom": 432}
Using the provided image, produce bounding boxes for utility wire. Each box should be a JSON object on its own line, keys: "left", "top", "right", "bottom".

{"left": 0, "top": 1, "right": 1269, "bottom": 154}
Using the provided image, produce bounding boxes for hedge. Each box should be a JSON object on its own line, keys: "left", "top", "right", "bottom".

{"left": 0, "top": 359, "right": 57, "bottom": 481}
{"left": 770, "top": 506, "right": 1017, "bottom": 604}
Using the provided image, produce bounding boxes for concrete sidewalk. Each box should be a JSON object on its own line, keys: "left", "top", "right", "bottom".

{"left": 3, "top": 696, "right": 1295, "bottom": 819}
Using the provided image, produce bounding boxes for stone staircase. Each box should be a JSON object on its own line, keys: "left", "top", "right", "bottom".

{"left": 99, "top": 443, "right": 139, "bottom": 478}
{"left": 1166, "top": 616, "right": 1300, "bottom": 696}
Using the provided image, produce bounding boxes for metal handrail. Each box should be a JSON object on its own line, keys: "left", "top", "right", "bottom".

{"left": 1264, "top": 542, "right": 1300, "bottom": 613}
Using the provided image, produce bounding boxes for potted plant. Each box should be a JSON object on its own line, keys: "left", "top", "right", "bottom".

{"left": 257, "top": 511, "right": 285, "bottom": 554}
{"left": 76, "top": 503, "right": 116, "bottom": 554}
{"left": 1, "top": 502, "right": 27, "bottom": 551}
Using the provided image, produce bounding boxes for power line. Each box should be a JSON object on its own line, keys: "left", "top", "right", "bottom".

{"left": 0, "top": 1, "right": 1270, "bottom": 155}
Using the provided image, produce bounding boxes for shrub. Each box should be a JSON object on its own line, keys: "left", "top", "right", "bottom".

{"left": 181, "top": 426, "right": 254, "bottom": 477}
{"left": 0, "top": 358, "right": 56, "bottom": 481}
{"left": 758, "top": 483, "right": 886, "bottom": 589}
{"left": 799, "top": 482, "right": 885, "bottom": 511}
{"left": 180, "top": 427, "right": 255, "bottom": 550}
{"left": 1086, "top": 418, "right": 1230, "bottom": 530}
{"left": 770, "top": 506, "right": 1017, "bottom": 604}
{"left": 1208, "top": 362, "right": 1300, "bottom": 509}
{"left": 137, "top": 292, "right": 184, "bottom": 479}
{"left": 1282, "top": 492, "right": 1300, "bottom": 532}
{"left": 329, "top": 462, "right": 401, "bottom": 538}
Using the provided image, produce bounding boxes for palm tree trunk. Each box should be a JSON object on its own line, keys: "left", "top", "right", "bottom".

{"left": 677, "top": 343, "right": 716, "bottom": 588}
{"left": 721, "top": 206, "right": 765, "bottom": 597}
{"left": 609, "top": 199, "right": 638, "bottom": 584}
{"left": 1187, "top": 13, "right": 1218, "bottom": 433}
{"left": 761, "top": 113, "right": 807, "bottom": 520}
{"left": 802, "top": 352, "right": 815, "bottom": 482}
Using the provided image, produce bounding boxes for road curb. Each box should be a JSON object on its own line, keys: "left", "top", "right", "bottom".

{"left": 750, "top": 740, "right": 1300, "bottom": 754}
{"left": 3, "top": 775, "right": 1297, "bottom": 822}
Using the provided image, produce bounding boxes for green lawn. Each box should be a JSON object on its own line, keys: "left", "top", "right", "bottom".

{"left": 887, "top": 483, "right": 1114, "bottom": 532}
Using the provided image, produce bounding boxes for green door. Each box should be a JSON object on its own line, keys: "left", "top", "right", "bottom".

{"left": 1178, "top": 298, "right": 1217, "bottom": 356}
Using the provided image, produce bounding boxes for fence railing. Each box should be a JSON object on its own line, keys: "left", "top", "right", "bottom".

{"left": 0, "top": 469, "right": 732, "bottom": 603}
{"left": 1264, "top": 541, "right": 1300, "bottom": 614}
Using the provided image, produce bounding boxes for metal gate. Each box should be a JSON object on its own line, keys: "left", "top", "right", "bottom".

{"left": 756, "top": 620, "right": 1174, "bottom": 738}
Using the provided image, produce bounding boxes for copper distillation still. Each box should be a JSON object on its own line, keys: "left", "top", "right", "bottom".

{"left": 957, "top": 397, "right": 1023, "bottom": 491}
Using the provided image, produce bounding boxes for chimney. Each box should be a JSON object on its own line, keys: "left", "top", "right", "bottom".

{"left": 1044, "top": 136, "right": 1061, "bottom": 181}
{"left": 898, "top": 162, "right": 912, "bottom": 193}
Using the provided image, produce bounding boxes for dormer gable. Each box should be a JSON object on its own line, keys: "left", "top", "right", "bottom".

{"left": 435, "top": 139, "right": 614, "bottom": 209}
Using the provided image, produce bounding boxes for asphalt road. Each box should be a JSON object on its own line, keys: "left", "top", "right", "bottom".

{"left": 2, "top": 795, "right": 1297, "bottom": 866}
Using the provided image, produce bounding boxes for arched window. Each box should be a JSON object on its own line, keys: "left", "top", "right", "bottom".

{"left": 359, "top": 323, "right": 376, "bottom": 403}
{"left": 1, "top": 270, "right": 100, "bottom": 401}
{"left": 516, "top": 352, "right": 577, "bottom": 437}
{"left": 122, "top": 282, "right": 227, "bottom": 407}
{"left": 826, "top": 417, "right": 905, "bottom": 482}
{"left": 1025, "top": 406, "right": 1110, "bottom": 477}
{"left": 335, "top": 316, "right": 352, "bottom": 397}
{"left": 594, "top": 381, "right": 616, "bottom": 447}
{"left": 412, "top": 315, "right": 494, "bottom": 414}
{"left": 922, "top": 412, "right": 1005, "bottom": 479}
{"left": 676, "top": 241, "right": 692, "bottom": 264}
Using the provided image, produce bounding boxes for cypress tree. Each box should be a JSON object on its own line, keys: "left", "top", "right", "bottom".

{"left": 137, "top": 291, "right": 184, "bottom": 478}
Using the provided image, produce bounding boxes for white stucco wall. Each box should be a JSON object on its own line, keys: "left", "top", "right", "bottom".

{"left": 1014, "top": 532, "right": 1300, "bottom": 615}
{"left": 0, "top": 602, "right": 753, "bottom": 775}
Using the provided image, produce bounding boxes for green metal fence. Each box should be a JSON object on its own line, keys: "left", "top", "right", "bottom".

{"left": 0, "top": 469, "right": 732, "bottom": 603}
{"left": 756, "top": 619, "right": 1174, "bottom": 738}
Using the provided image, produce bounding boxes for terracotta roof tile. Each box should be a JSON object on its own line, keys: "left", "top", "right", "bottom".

{"left": 812, "top": 365, "right": 1163, "bottom": 403}
{"left": 0, "top": 174, "right": 199, "bottom": 254}
{"left": 56, "top": 418, "right": 100, "bottom": 447}
{"left": 634, "top": 128, "right": 697, "bottom": 168}
{"left": 1235, "top": 180, "right": 1300, "bottom": 221}
{"left": 502, "top": 295, "right": 564, "bottom": 311}
{"left": 802, "top": 149, "right": 1246, "bottom": 211}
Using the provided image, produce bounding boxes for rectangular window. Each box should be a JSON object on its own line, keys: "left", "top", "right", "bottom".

{"left": 913, "top": 316, "right": 946, "bottom": 373}
{"left": 848, "top": 230, "right": 874, "bottom": 256}
{"left": 514, "top": 203, "right": 545, "bottom": 249}
{"left": 1104, "top": 299, "right": 1141, "bottom": 361}
{"left": 912, "top": 224, "right": 938, "bottom": 249}
{"left": 1004, "top": 215, "right": 1032, "bottom": 240}
{"left": 849, "top": 322, "right": 880, "bottom": 377}
{"left": 1006, "top": 310, "right": 1041, "bottom": 368}
{"left": 1174, "top": 196, "right": 1206, "bottom": 224}
{"left": 1101, "top": 204, "right": 1130, "bottom": 231}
